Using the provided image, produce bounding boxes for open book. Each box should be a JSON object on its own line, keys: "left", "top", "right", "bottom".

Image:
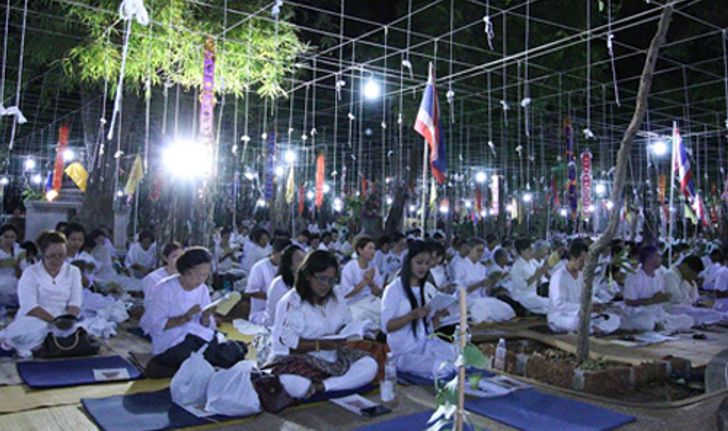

{"left": 322, "top": 320, "right": 375, "bottom": 341}
{"left": 464, "top": 375, "right": 531, "bottom": 398}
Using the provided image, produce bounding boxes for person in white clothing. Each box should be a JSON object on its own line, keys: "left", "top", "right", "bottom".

{"left": 0, "top": 224, "right": 22, "bottom": 307}
{"left": 139, "top": 242, "right": 184, "bottom": 335}
{"left": 336, "top": 236, "right": 384, "bottom": 326}
{"left": 448, "top": 238, "right": 470, "bottom": 282}
{"left": 64, "top": 223, "right": 99, "bottom": 282}
{"left": 427, "top": 241, "right": 455, "bottom": 293}
{"left": 241, "top": 227, "right": 272, "bottom": 274}
{"left": 245, "top": 238, "right": 290, "bottom": 325}
{"left": 701, "top": 249, "right": 723, "bottom": 291}
{"left": 508, "top": 238, "right": 550, "bottom": 314}
{"left": 0, "top": 231, "right": 83, "bottom": 357}
{"left": 382, "top": 240, "right": 457, "bottom": 378}
{"left": 713, "top": 256, "right": 728, "bottom": 312}
{"left": 381, "top": 233, "right": 407, "bottom": 282}
{"left": 265, "top": 245, "right": 305, "bottom": 326}
{"left": 547, "top": 241, "right": 621, "bottom": 334}
{"left": 88, "top": 228, "right": 140, "bottom": 293}
{"left": 373, "top": 235, "right": 391, "bottom": 276}
{"left": 143, "top": 247, "right": 247, "bottom": 378}
{"left": 268, "top": 250, "right": 377, "bottom": 399}
{"left": 620, "top": 246, "right": 693, "bottom": 333}
{"left": 663, "top": 256, "right": 722, "bottom": 325}
{"left": 125, "top": 230, "right": 157, "bottom": 279}
{"left": 451, "top": 238, "right": 515, "bottom": 324}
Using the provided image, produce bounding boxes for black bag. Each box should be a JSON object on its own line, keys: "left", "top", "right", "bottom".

{"left": 251, "top": 371, "right": 294, "bottom": 413}
{"left": 205, "top": 338, "right": 248, "bottom": 368}
{"left": 34, "top": 328, "right": 100, "bottom": 359}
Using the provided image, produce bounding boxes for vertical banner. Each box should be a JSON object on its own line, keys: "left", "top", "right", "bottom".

{"left": 199, "top": 37, "right": 216, "bottom": 144}
{"left": 297, "top": 185, "right": 304, "bottom": 216}
{"left": 52, "top": 125, "right": 69, "bottom": 192}
{"left": 264, "top": 132, "right": 276, "bottom": 201}
{"left": 490, "top": 173, "right": 499, "bottom": 216}
{"left": 565, "top": 120, "right": 578, "bottom": 220}
{"left": 580, "top": 151, "right": 592, "bottom": 216}
{"left": 315, "top": 154, "right": 325, "bottom": 208}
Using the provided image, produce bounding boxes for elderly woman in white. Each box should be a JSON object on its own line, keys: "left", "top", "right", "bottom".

{"left": 336, "top": 236, "right": 384, "bottom": 327}
{"left": 508, "top": 238, "right": 550, "bottom": 314}
{"left": 382, "top": 241, "right": 457, "bottom": 378}
{"left": 268, "top": 250, "right": 377, "bottom": 399}
{"left": 451, "top": 238, "right": 515, "bottom": 324}
{"left": 143, "top": 247, "right": 247, "bottom": 377}
{"left": 0, "top": 231, "right": 82, "bottom": 358}
{"left": 547, "top": 241, "right": 621, "bottom": 334}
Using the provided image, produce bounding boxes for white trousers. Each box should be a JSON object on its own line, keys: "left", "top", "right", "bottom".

{"left": 279, "top": 356, "right": 378, "bottom": 399}
{"left": 394, "top": 338, "right": 458, "bottom": 378}
{"left": 469, "top": 297, "right": 516, "bottom": 324}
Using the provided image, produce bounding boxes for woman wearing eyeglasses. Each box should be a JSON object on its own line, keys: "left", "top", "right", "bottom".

{"left": 0, "top": 230, "right": 83, "bottom": 358}
{"left": 268, "top": 250, "right": 377, "bottom": 399}
{"left": 143, "top": 247, "right": 247, "bottom": 377}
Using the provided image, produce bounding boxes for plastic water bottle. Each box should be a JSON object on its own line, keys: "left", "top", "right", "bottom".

{"left": 494, "top": 338, "right": 507, "bottom": 371}
{"left": 253, "top": 331, "right": 271, "bottom": 368}
{"left": 381, "top": 352, "right": 397, "bottom": 403}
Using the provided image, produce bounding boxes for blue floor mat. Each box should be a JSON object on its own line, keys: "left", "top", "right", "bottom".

{"left": 82, "top": 383, "right": 377, "bottom": 431}
{"left": 355, "top": 410, "right": 477, "bottom": 431}
{"left": 17, "top": 355, "right": 142, "bottom": 389}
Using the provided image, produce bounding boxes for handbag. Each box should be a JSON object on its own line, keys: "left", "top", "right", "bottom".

{"left": 251, "top": 370, "right": 294, "bottom": 413}
{"left": 34, "top": 328, "right": 100, "bottom": 359}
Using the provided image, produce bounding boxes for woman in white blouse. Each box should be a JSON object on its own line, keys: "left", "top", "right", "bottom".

{"left": 125, "top": 230, "right": 157, "bottom": 279}
{"left": 336, "top": 236, "right": 384, "bottom": 326}
{"left": 382, "top": 240, "right": 457, "bottom": 378}
{"left": 0, "top": 224, "right": 22, "bottom": 307}
{"left": 139, "top": 242, "right": 184, "bottom": 335}
{"left": 265, "top": 245, "right": 305, "bottom": 326}
{"left": 268, "top": 250, "right": 377, "bottom": 399}
{"left": 0, "top": 231, "right": 82, "bottom": 357}
{"left": 143, "top": 247, "right": 247, "bottom": 377}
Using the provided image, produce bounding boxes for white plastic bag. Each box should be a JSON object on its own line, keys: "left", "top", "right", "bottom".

{"left": 170, "top": 345, "right": 215, "bottom": 407}
{"left": 204, "top": 360, "right": 261, "bottom": 417}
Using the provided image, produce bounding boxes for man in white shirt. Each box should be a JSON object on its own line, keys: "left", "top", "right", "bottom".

{"left": 240, "top": 227, "right": 272, "bottom": 274}
{"left": 663, "top": 255, "right": 723, "bottom": 325}
{"left": 548, "top": 241, "right": 620, "bottom": 333}
{"left": 374, "top": 236, "right": 392, "bottom": 276}
{"left": 712, "top": 254, "right": 728, "bottom": 312}
{"left": 701, "top": 249, "right": 723, "bottom": 291}
{"left": 621, "top": 245, "right": 693, "bottom": 332}
{"left": 244, "top": 238, "right": 290, "bottom": 325}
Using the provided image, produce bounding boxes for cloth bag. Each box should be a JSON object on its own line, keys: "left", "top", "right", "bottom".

{"left": 170, "top": 345, "right": 215, "bottom": 407}
{"left": 205, "top": 360, "right": 261, "bottom": 417}
{"left": 34, "top": 322, "right": 100, "bottom": 359}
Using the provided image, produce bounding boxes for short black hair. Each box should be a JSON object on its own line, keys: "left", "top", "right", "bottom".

{"left": 20, "top": 241, "right": 38, "bottom": 256}
{"left": 494, "top": 248, "right": 508, "bottom": 262}
{"left": 354, "top": 235, "right": 375, "bottom": 251}
{"left": 138, "top": 230, "right": 155, "bottom": 243}
{"left": 251, "top": 227, "right": 270, "bottom": 243}
{"left": 220, "top": 226, "right": 233, "bottom": 236}
{"left": 467, "top": 237, "right": 485, "bottom": 248}
{"left": 515, "top": 238, "right": 532, "bottom": 254}
{"left": 567, "top": 241, "right": 589, "bottom": 260}
{"left": 162, "top": 241, "right": 183, "bottom": 258}
{"left": 427, "top": 240, "right": 445, "bottom": 257}
{"left": 272, "top": 238, "right": 292, "bottom": 254}
{"left": 278, "top": 245, "right": 303, "bottom": 286}
{"left": 88, "top": 228, "right": 107, "bottom": 243}
{"left": 638, "top": 245, "right": 659, "bottom": 264}
{"left": 485, "top": 234, "right": 497, "bottom": 244}
{"left": 55, "top": 221, "right": 68, "bottom": 232}
{"left": 377, "top": 235, "right": 391, "bottom": 248}
{"left": 63, "top": 222, "right": 86, "bottom": 238}
{"left": 0, "top": 224, "right": 18, "bottom": 237}
{"left": 681, "top": 255, "right": 704, "bottom": 273}
{"left": 175, "top": 247, "right": 212, "bottom": 274}
{"left": 37, "top": 230, "right": 67, "bottom": 253}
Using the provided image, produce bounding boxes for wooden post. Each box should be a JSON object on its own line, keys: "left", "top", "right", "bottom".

{"left": 456, "top": 287, "right": 468, "bottom": 431}
{"left": 576, "top": 5, "right": 673, "bottom": 362}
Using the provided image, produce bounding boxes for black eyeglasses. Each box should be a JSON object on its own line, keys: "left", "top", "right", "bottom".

{"left": 313, "top": 274, "right": 337, "bottom": 286}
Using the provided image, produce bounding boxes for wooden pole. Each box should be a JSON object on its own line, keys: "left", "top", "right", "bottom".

{"left": 576, "top": 5, "right": 673, "bottom": 363}
{"left": 455, "top": 286, "right": 468, "bottom": 431}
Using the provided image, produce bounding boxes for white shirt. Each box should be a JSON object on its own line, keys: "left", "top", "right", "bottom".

{"left": 91, "top": 245, "right": 116, "bottom": 280}
{"left": 143, "top": 275, "right": 215, "bottom": 354}
{"left": 214, "top": 243, "right": 240, "bottom": 273}
{"left": 241, "top": 243, "right": 271, "bottom": 274}
{"left": 663, "top": 267, "right": 698, "bottom": 305}
{"left": 713, "top": 267, "right": 728, "bottom": 292}
{"left": 245, "top": 258, "right": 277, "bottom": 317}
{"left": 0, "top": 244, "right": 20, "bottom": 281}
{"left": 451, "top": 257, "right": 488, "bottom": 300}
{"left": 429, "top": 264, "right": 450, "bottom": 290}
{"left": 337, "top": 259, "right": 383, "bottom": 305}
{"left": 510, "top": 256, "right": 539, "bottom": 296}
{"left": 624, "top": 268, "right": 664, "bottom": 302}
{"left": 125, "top": 242, "right": 157, "bottom": 277}
{"left": 17, "top": 262, "right": 83, "bottom": 317}
{"left": 381, "top": 278, "right": 437, "bottom": 355}
{"left": 67, "top": 250, "right": 99, "bottom": 271}
{"left": 548, "top": 266, "right": 582, "bottom": 318}
{"left": 374, "top": 250, "right": 388, "bottom": 275}
{"left": 271, "top": 289, "right": 350, "bottom": 362}
{"left": 141, "top": 267, "right": 173, "bottom": 299}
{"left": 702, "top": 262, "right": 722, "bottom": 291}
{"left": 265, "top": 275, "right": 291, "bottom": 326}
{"left": 381, "top": 250, "right": 406, "bottom": 279}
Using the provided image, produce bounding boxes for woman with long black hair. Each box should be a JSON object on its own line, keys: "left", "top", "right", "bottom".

{"left": 381, "top": 240, "right": 457, "bottom": 378}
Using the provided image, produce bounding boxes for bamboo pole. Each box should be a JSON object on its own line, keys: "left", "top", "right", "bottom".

{"left": 455, "top": 286, "right": 468, "bottom": 431}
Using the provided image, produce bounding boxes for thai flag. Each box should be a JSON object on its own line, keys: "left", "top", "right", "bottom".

{"left": 414, "top": 62, "right": 447, "bottom": 185}
{"left": 672, "top": 126, "right": 695, "bottom": 200}
{"left": 692, "top": 194, "right": 710, "bottom": 228}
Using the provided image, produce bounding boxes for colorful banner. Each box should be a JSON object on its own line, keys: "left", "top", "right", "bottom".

{"left": 490, "top": 173, "right": 499, "bottom": 216}
{"left": 264, "top": 132, "right": 276, "bottom": 201}
{"left": 581, "top": 151, "right": 592, "bottom": 215}
{"left": 565, "top": 119, "right": 578, "bottom": 220}
{"left": 315, "top": 154, "right": 325, "bottom": 208}
{"left": 124, "top": 154, "right": 144, "bottom": 196}
{"left": 52, "top": 125, "right": 69, "bottom": 192}
{"left": 297, "top": 185, "right": 304, "bottom": 216}
{"left": 657, "top": 174, "right": 666, "bottom": 204}
{"left": 65, "top": 162, "right": 88, "bottom": 192}
{"left": 199, "top": 37, "right": 216, "bottom": 144}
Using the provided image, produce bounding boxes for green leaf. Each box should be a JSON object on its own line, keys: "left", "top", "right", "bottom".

{"left": 463, "top": 343, "right": 487, "bottom": 368}
{"left": 468, "top": 373, "right": 483, "bottom": 390}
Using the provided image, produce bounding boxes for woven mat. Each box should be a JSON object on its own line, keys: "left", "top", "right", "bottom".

{"left": 0, "top": 377, "right": 169, "bottom": 414}
{"left": 0, "top": 360, "right": 21, "bottom": 386}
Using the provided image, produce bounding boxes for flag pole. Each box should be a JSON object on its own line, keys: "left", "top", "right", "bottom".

{"left": 668, "top": 120, "right": 677, "bottom": 266}
{"left": 421, "top": 139, "right": 428, "bottom": 238}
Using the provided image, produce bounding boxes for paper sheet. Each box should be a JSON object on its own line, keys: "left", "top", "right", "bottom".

{"left": 329, "top": 394, "right": 378, "bottom": 415}
{"left": 92, "top": 368, "right": 130, "bottom": 382}
{"left": 428, "top": 293, "right": 457, "bottom": 316}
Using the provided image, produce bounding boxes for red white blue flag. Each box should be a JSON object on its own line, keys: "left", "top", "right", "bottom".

{"left": 414, "top": 62, "right": 447, "bottom": 185}
{"left": 672, "top": 126, "right": 695, "bottom": 200}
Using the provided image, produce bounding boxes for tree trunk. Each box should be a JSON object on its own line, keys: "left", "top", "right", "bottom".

{"left": 576, "top": 5, "right": 673, "bottom": 362}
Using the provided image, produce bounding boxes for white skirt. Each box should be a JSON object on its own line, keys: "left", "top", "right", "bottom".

{"left": 394, "top": 337, "right": 458, "bottom": 378}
